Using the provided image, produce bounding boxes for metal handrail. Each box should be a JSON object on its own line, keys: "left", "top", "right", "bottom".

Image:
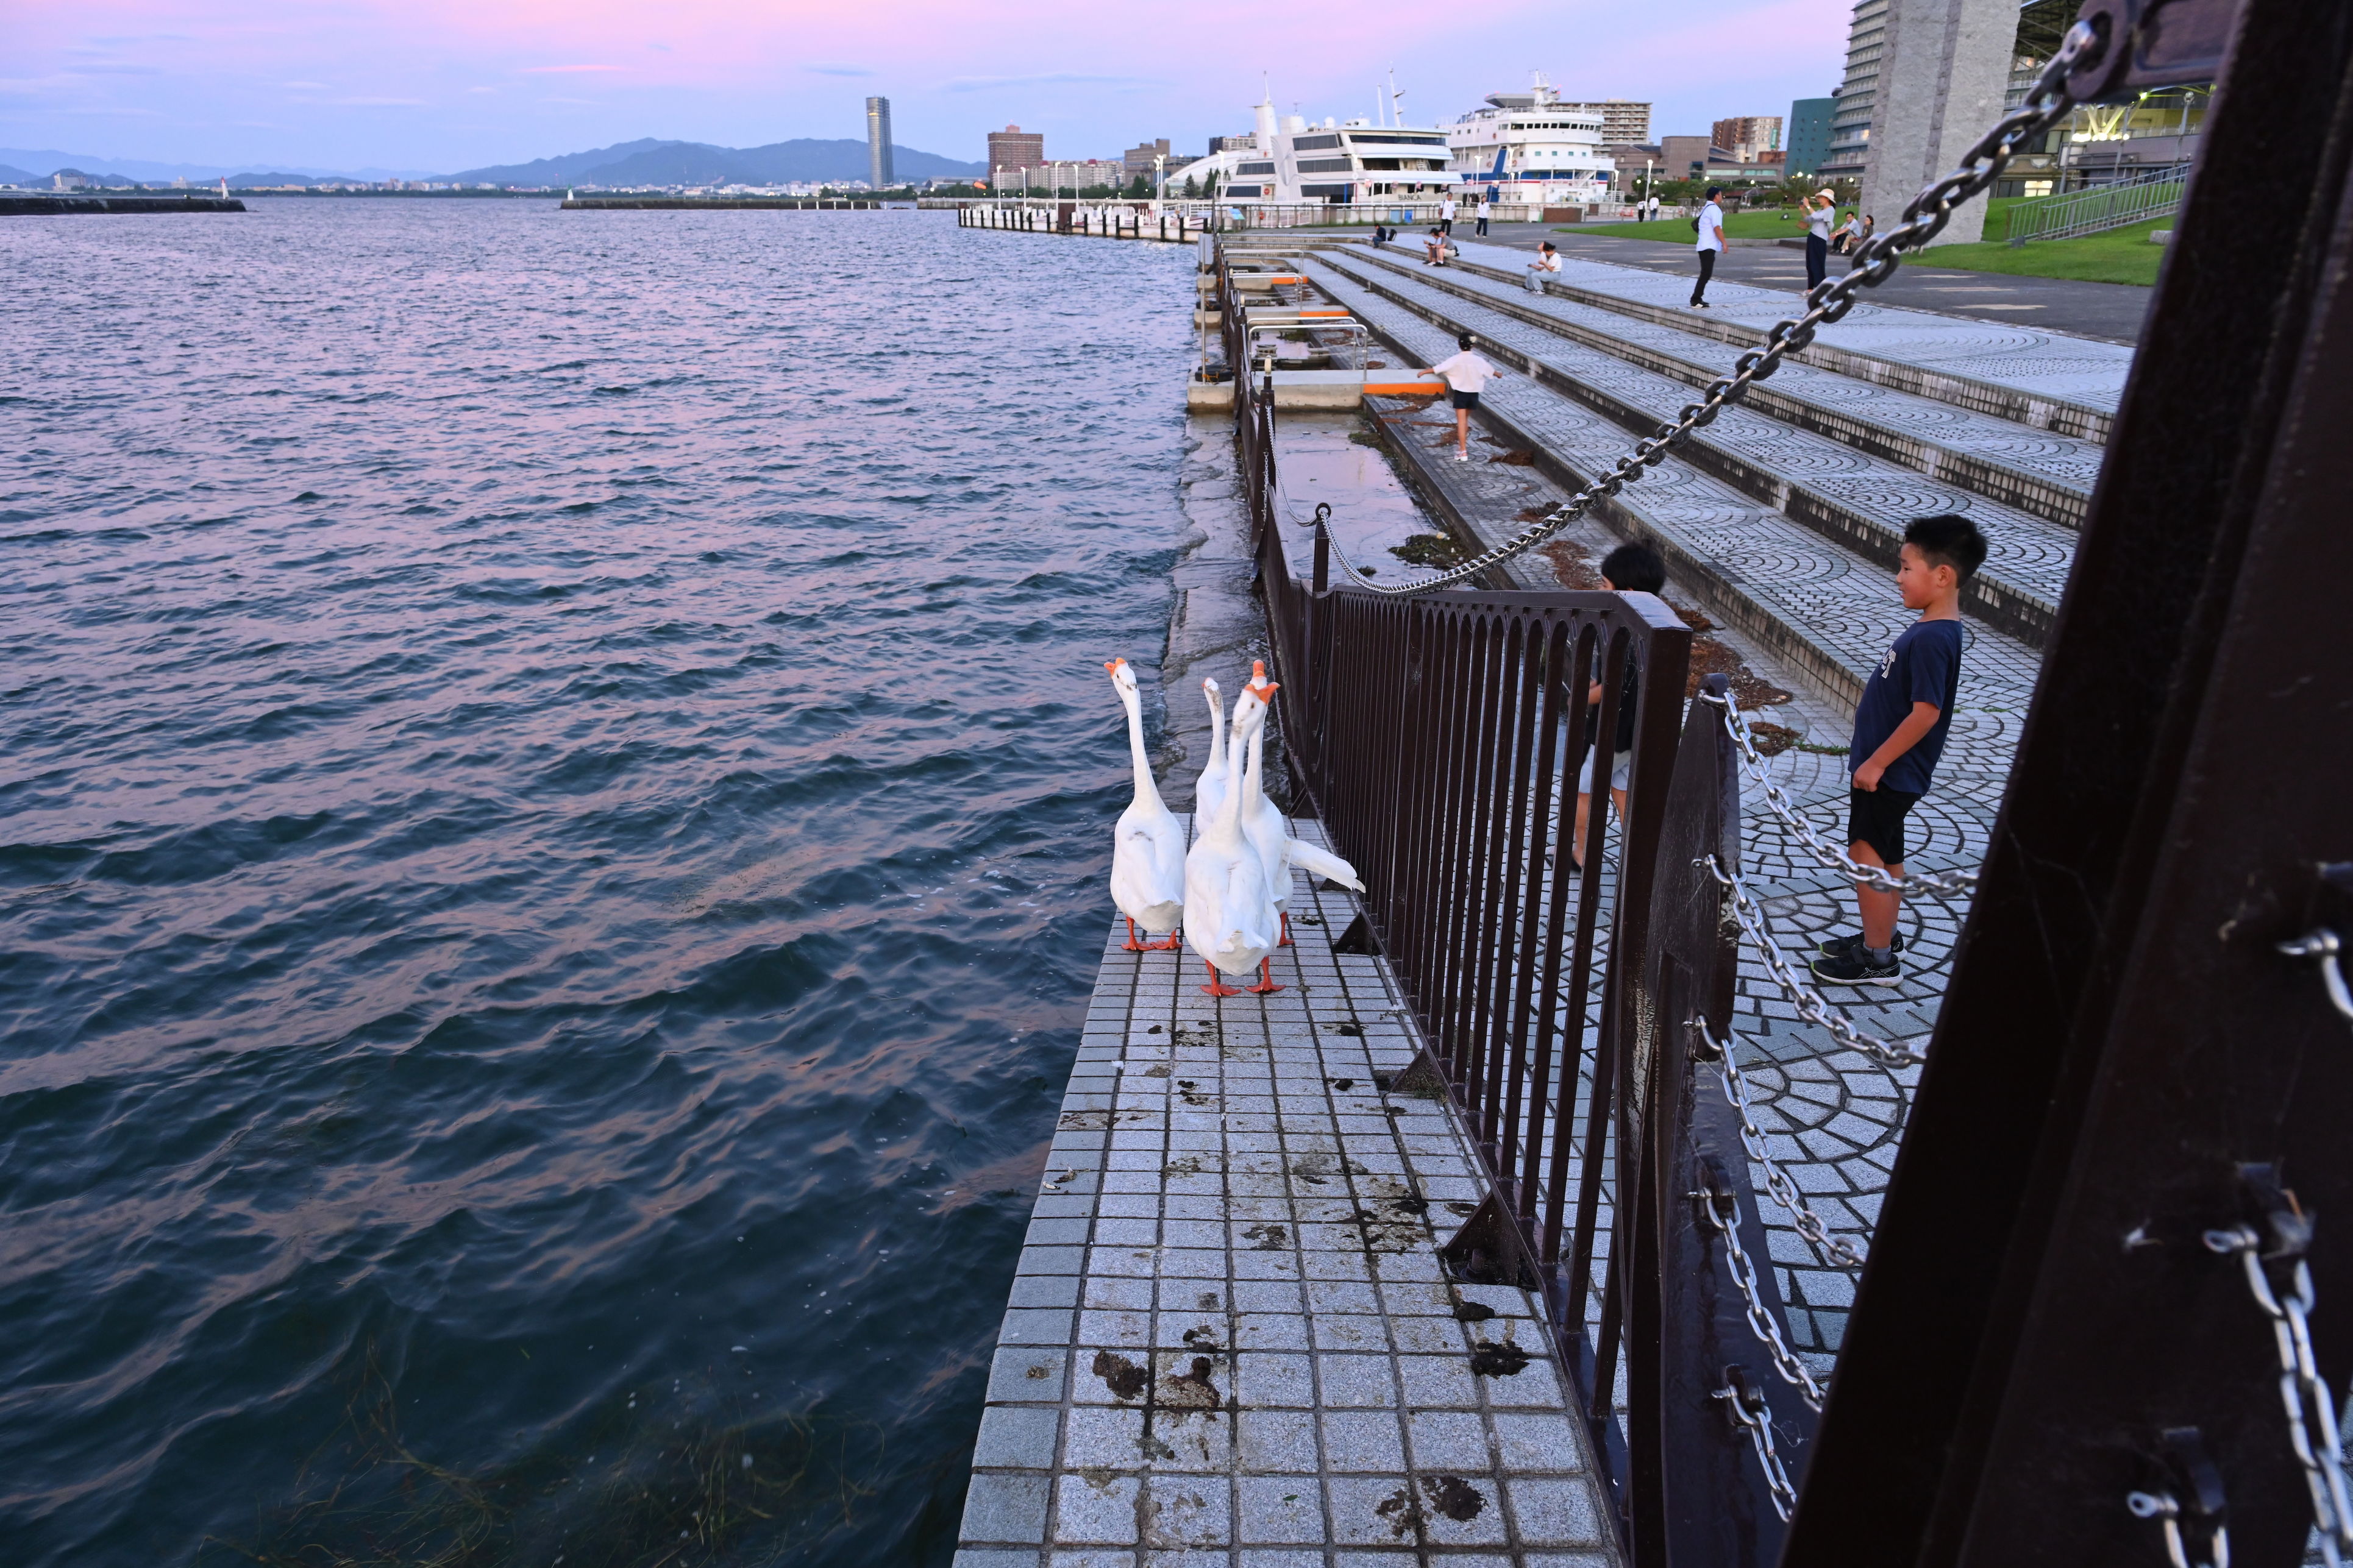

{"left": 2007, "top": 161, "right": 2188, "bottom": 244}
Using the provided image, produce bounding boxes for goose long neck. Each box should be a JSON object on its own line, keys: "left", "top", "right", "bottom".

{"left": 1245, "top": 714, "right": 1267, "bottom": 814}
{"left": 1205, "top": 687, "right": 1226, "bottom": 764}
{"left": 1218, "top": 711, "right": 1258, "bottom": 835}
{"left": 1120, "top": 684, "right": 1159, "bottom": 801}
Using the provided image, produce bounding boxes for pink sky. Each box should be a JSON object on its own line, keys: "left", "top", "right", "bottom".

{"left": 1, "top": 0, "right": 1857, "bottom": 175}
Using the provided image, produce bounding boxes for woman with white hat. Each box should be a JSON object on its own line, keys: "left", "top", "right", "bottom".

{"left": 1803, "top": 189, "right": 1837, "bottom": 294}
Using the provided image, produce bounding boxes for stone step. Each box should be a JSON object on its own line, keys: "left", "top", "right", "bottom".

{"left": 1414, "top": 238, "right": 2131, "bottom": 444}
{"left": 1298, "top": 258, "right": 2049, "bottom": 716}
{"left": 1315, "top": 251, "right": 2075, "bottom": 651}
{"left": 1336, "top": 243, "right": 2099, "bottom": 530}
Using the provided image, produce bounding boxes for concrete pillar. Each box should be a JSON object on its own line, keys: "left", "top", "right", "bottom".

{"left": 1859, "top": 0, "right": 2017, "bottom": 246}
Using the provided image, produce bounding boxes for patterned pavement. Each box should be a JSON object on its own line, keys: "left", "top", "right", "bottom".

{"left": 1333, "top": 243, "right": 2102, "bottom": 530}
{"left": 1435, "top": 237, "right": 2134, "bottom": 427}
{"left": 1296, "top": 258, "right": 2049, "bottom": 712}
{"left": 1308, "top": 252, "right": 2077, "bottom": 647}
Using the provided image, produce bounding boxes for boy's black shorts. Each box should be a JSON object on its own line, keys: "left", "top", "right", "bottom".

{"left": 1848, "top": 786, "right": 1923, "bottom": 864}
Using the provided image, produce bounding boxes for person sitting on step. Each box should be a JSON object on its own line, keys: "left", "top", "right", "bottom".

{"left": 1525, "top": 241, "right": 1562, "bottom": 294}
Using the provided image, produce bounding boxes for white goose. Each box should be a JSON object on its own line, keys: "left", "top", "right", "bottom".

{"left": 1105, "top": 659, "right": 1186, "bottom": 951}
{"left": 1236, "top": 663, "right": 1365, "bottom": 947}
{"left": 1194, "top": 677, "right": 1230, "bottom": 823}
{"left": 1184, "top": 681, "right": 1282, "bottom": 996}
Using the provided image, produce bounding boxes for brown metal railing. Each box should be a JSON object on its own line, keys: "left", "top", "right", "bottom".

{"left": 1216, "top": 246, "right": 1810, "bottom": 1555}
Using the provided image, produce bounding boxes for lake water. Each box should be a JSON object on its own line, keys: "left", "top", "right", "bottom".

{"left": 0, "top": 200, "right": 1193, "bottom": 1566}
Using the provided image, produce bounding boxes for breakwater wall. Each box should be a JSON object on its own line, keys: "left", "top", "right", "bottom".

{"left": 2, "top": 195, "right": 246, "bottom": 216}
{"left": 558, "top": 196, "right": 901, "bottom": 211}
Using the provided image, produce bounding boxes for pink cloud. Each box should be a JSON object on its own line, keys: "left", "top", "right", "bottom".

{"left": 0, "top": 0, "right": 1860, "bottom": 174}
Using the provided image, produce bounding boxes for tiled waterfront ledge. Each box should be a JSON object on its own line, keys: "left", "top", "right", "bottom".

{"left": 955, "top": 824, "right": 1620, "bottom": 1567}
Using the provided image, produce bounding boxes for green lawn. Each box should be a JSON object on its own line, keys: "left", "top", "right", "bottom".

{"left": 1903, "top": 215, "right": 2168, "bottom": 286}
{"left": 1574, "top": 197, "right": 2027, "bottom": 245}
{"left": 1574, "top": 209, "right": 1821, "bottom": 243}
{"left": 1568, "top": 197, "right": 2164, "bottom": 286}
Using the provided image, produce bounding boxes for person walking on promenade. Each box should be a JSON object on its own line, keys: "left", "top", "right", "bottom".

{"left": 1430, "top": 333, "right": 1503, "bottom": 461}
{"left": 1524, "top": 239, "right": 1562, "bottom": 293}
{"left": 1475, "top": 194, "right": 1492, "bottom": 236}
{"left": 1690, "top": 185, "right": 1726, "bottom": 308}
{"left": 1439, "top": 194, "right": 1457, "bottom": 235}
{"left": 1645, "top": 194, "right": 1659, "bottom": 222}
{"left": 1570, "top": 544, "right": 1667, "bottom": 870}
{"left": 1810, "top": 513, "right": 1988, "bottom": 986}
{"left": 1803, "top": 188, "right": 1836, "bottom": 293}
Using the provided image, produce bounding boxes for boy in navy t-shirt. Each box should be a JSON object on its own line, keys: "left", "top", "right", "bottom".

{"left": 1811, "top": 514, "right": 1988, "bottom": 985}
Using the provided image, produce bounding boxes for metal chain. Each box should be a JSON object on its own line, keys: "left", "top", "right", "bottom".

{"left": 2276, "top": 927, "right": 2353, "bottom": 1028}
{"left": 1695, "top": 1175, "right": 1829, "bottom": 1412}
{"left": 1715, "top": 1375, "right": 1803, "bottom": 1522}
{"left": 1700, "top": 690, "right": 1979, "bottom": 899}
{"left": 1694, "top": 1016, "right": 1868, "bottom": 1269}
{"left": 2127, "top": 1489, "right": 2233, "bottom": 1568}
{"left": 2204, "top": 1224, "right": 2353, "bottom": 1565}
{"left": 1302, "top": 20, "right": 2102, "bottom": 597}
{"left": 1704, "top": 854, "right": 1928, "bottom": 1070}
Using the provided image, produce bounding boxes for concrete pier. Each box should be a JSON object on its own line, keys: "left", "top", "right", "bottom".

{"left": 560, "top": 196, "right": 898, "bottom": 210}
{"left": 963, "top": 204, "right": 1211, "bottom": 244}
{"left": 954, "top": 830, "right": 1621, "bottom": 1566}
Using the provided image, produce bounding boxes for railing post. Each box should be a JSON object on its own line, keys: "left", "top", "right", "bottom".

{"left": 1629, "top": 673, "right": 1814, "bottom": 1567}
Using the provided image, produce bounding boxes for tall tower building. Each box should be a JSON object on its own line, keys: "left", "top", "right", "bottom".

{"left": 988, "top": 124, "right": 1044, "bottom": 174}
{"left": 866, "top": 96, "right": 894, "bottom": 189}
{"left": 1820, "top": 0, "right": 1889, "bottom": 182}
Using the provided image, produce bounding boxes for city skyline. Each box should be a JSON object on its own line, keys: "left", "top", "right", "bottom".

{"left": 3, "top": 0, "right": 1857, "bottom": 176}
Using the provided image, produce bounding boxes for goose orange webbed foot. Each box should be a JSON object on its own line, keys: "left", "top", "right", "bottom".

{"left": 1201, "top": 961, "right": 1242, "bottom": 998}
{"left": 1123, "top": 918, "right": 1152, "bottom": 953}
{"left": 1276, "top": 911, "right": 1293, "bottom": 946}
{"left": 1148, "top": 930, "right": 1185, "bottom": 951}
{"left": 1246, "top": 958, "right": 1286, "bottom": 994}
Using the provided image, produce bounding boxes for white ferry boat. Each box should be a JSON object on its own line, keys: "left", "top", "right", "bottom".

{"left": 1173, "top": 91, "right": 1462, "bottom": 205}
{"left": 1446, "top": 74, "right": 1615, "bottom": 208}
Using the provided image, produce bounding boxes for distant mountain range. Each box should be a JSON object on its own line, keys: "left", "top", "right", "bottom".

{"left": 444, "top": 138, "right": 986, "bottom": 187}
{"left": 0, "top": 146, "right": 429, "bottom": 184}
{"left": 0, "top": 137, "right": 988, "bottom": 192}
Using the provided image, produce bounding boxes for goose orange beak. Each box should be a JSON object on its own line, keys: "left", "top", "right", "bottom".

{"left": 1105, "top": 659, "right": 1123, "bottom": 673}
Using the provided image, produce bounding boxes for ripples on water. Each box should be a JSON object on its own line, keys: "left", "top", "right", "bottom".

{"left": 0, "top": 200, "right": 1192, "bottom": 1566}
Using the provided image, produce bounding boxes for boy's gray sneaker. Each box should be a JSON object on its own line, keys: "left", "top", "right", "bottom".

{"left": 1810, "top": 948, "right": 1902, "bottom": 987}
{"left": 1818, "top": 930, "right": 1905, "bottom": 959}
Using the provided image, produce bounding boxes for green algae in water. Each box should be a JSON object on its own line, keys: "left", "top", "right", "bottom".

{"left": 1390, "top": 533, "right": 1471, "bottom": 570}
{"left": 211, "top": 1351, "right": 889, "bottom": 1568}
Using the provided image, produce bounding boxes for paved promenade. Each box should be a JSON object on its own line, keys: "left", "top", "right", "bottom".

{"left": 1454, "top": 223, "right": 2157, "bottom": 344}
{"left": 1415, "top": 237, "right": 2132, "bottom": 435}
{"left": 955, "top": 829, "right": 1621, "bottom": 1566}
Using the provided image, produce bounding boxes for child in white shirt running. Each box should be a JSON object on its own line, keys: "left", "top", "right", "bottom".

{"left": 1429, "top": 333, "right": 1504, "bottom": 461}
